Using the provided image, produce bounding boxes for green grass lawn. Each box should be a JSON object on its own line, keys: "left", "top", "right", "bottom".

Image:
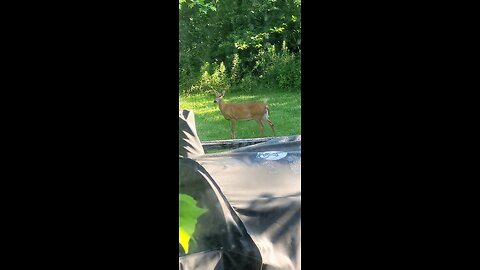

{"left": 179, "top": 91, "right": 301, "bottom": 141}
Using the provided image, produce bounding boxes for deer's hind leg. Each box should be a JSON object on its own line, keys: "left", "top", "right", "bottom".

{"left": 255, "top": 119, "right": 265, "bottom": 137}
{"left": 262, "top": 115, "right": 276, "bottom": 137}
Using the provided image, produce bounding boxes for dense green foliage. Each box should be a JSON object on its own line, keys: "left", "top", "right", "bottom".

{"left": 180, "top": 0, "right": 301, "bottom": 95}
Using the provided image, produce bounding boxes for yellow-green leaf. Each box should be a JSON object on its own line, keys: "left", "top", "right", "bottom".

{"left": 179, "top": 194, "right": 208, "bottom": 254}
{"left": 179, "top": 227, "right": 190, "bottom": 253}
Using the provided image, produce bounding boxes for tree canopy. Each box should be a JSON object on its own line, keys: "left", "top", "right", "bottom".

{"left": 180, "top": 0, "right": 301, "bottom": 94}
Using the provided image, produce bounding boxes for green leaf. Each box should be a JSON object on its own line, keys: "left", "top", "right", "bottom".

{"left": 179, "top": 194, "right": 208, "bottom": 254}
{"left": 179, "top": 227, "right": 190, "bottom": 253}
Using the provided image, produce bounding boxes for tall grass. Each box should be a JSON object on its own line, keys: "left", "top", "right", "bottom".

{"left": 179, "top": 90, "right": 301, "bottom": 141}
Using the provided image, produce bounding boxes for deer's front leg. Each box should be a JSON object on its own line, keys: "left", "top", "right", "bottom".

{"left": 255, "top": 119, "right": 264, "bottom": 137}
{"left": 229, "top": 119, "right": 236, "bottom": 139}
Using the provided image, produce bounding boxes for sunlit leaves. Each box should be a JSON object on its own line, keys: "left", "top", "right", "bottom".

{"left": 179, "top": 194, "right": 208, "bottom": 254}
{"left": 179, "top": 0, "right": 186, "bottom": 9}
{"left": 235, "top": 42, "right": 249, "bottom": 50}
{"left": 179, "top": 227, "right": 190, "bottom": 253}
{"left": 271, "top": 26, "right": 285, "bottom": 33}
{"left": 179, "top": 0, "right": 217, "bottom": 14}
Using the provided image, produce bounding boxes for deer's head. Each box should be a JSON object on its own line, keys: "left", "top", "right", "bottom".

{"left": 213, "top": 91, "right": 225, "bottom": 103}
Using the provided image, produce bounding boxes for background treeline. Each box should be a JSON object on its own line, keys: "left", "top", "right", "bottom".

{"left": 179, "top": 0, "right": 301, "bottom": 94}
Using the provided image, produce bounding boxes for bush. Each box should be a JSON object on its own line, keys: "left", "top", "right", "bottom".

{"left": 233, "top": 75, "right": 256, "bottom": 93}
{"left": 180, "top": 42, "right": 300, "bottom": 95}
{"left": 183, "top": 62, "right": 230, "bottom": 95}
{"left": 262, "top": 41, "right": 300, "bottom": 91}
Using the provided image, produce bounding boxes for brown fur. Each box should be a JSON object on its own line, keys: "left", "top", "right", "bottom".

{"left": 214, "top": 91, "right": 276, "bottom": 139}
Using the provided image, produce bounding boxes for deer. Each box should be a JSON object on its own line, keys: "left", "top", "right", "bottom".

{"left": 213, "top": 90, "right": 276, "bottom": 139}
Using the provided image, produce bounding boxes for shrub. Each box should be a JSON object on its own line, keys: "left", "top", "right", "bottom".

{"left": 186, "top": 62, "right": 230, "bottom": 94}
{"left": 263, "top": 41, "right": 300, "bottom": 91}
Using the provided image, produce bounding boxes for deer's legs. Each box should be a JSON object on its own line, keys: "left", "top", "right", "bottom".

{"left": 229, "top": 120, "right": 236, "bottom": 139}
{"left": 255, "top": 119, "right": 264, "bottom": 137}
{"left": 264, "top": 118, "right": 276, "bottom": 136}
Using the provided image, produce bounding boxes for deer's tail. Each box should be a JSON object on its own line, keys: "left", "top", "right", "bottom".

{"left": 265, "top": 105, "right": 271, "bottom": 117}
